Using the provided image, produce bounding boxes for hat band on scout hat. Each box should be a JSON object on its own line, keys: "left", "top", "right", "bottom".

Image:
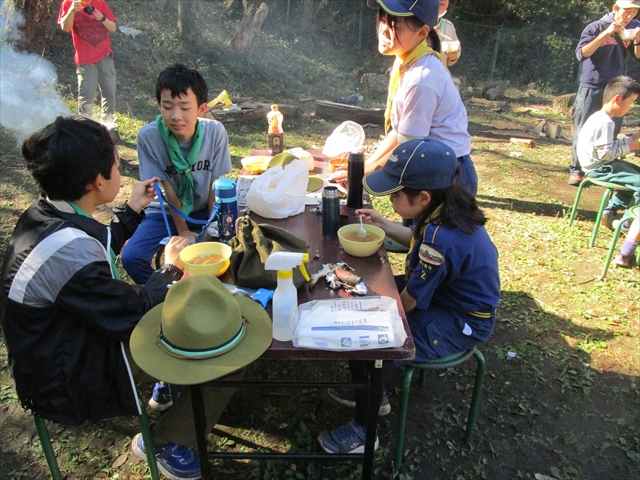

{"left": 158, "top": 320, "right": 246, "bottom": 360}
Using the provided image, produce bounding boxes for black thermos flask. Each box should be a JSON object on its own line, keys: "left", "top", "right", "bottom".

{"left": 346, "top": 150, "right": 364, "bottom": 209}
{"left": 322, "top": 186, "right": 340, "bottom": 237}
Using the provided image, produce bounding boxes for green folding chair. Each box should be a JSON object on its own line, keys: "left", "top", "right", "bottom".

{"left": 394, "top": 348, "right": 486, "bottom": 470}
{"left": 568, "top": 176, "right": 632, "bottom": 248}
{"left": 599, "top": 205, "right": 640, "bottom": 279}
{"left": 33, "top": 390, "right": 160, "bottom": 480}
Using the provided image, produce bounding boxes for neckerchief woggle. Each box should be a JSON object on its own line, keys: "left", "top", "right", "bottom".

{"left": 385, "top": 40, "right": 441, "bottom": 134}
{"left": 66, "top": 201, "right": 121, "bottom": 280}
{"left": 155, "top": 115, "right": 203, "bottom": 215}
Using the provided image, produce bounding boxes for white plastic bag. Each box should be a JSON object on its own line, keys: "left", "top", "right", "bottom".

{"left": 245, "top": 159, "right": 308, "bottom": 219}
{"left": 293, "top": 296, "right": 406, "bottom": 351}
{"left": 322, "top": 121, "right": 365, "bottom": 158}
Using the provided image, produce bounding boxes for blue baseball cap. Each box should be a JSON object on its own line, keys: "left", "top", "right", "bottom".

{"left": 363, "top": 137, "right": 458, "bottom": 196}
{"left": 367, "top": 0, "right": 440, "bottom": 28}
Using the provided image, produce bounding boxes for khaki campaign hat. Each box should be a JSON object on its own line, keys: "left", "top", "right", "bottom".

{"left": 130, "top": 276, "right": 272, "bottom": 385}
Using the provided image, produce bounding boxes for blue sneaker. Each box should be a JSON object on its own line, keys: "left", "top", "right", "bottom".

{"left": 131, "top": 433, "right": 201, "bottom": 480}
{"left": 149, "top": 382, "right": 173, "bottom": 412}
{"left": 317, "top": 420, "right": 379, "bottom": 454}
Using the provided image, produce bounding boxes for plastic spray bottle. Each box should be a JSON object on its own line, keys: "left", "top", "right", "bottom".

{"left": 264, "top": 252, "right": 310, "bottom": 341}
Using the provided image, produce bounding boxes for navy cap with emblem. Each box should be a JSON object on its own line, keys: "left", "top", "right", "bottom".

{"left": 367, "top": 0, "right": 440, "bottom": 29}
{"left": 363, "top": 137, "right": 458, "bottom": 196}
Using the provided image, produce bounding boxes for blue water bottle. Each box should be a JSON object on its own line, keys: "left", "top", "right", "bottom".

{"left": 214, "top": 178, "right": 238, "bottom": 243}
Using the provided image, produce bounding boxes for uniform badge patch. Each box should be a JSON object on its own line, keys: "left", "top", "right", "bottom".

{"left": 419, "top": 243, "right": 444, "bottom": 266}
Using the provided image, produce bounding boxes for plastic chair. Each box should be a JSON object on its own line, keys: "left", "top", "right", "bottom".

{"left": 33, "top": 391, "right": 160, "bottom": 480}
{"left": 568, "top": 176, "right": 632, "bottom": 247}
{"left": 600, "top": 205, "right": 640, "bottom": 279}
{"left": 394, "top": 348, "right": 485, "bottom": 470}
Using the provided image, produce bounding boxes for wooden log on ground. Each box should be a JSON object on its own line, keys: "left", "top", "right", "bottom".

{"left": 510, "top": 137, "right": 535, "bottom": 148}
{"left": 553, "top": 93, "right": 575, "bottom": 115}
{"left": 205, "top": 103, "right": 299, "bottom": 123}
{"left": 361, "top": 73, "right": 388, "bottom": 95}
{"left": 315, "top": 100, "right": 384, "bottom": 125}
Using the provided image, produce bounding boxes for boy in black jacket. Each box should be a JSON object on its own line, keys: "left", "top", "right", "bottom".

{"left": 0, "top": 116, "right": 207, "bottom": 480}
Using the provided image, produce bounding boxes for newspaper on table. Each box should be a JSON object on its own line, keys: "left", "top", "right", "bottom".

{"left": 293, "top": 296, "right": 406, "bottom": 351}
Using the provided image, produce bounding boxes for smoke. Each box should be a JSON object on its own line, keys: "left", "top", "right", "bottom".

{"left": 0, "top": 1, "right": 69, "bottom": 144}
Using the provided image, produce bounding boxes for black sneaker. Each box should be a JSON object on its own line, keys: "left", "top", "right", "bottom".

{"left": 601, "top": 209, "right": 622, "bottom": 231}
{"left": 327, "top": 387, "right": 391, "bottom": 416}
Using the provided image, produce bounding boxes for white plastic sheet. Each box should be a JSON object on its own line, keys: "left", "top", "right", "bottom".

{"left": 293, "top": 296, "right": 406, "bottom": 351}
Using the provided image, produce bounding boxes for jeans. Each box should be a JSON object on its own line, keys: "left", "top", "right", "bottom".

{"left": 586, "top": 160, "right": 640, "bottom": 211}
{"left": 77, "top": 55, "right": 116, "bottom": 124}
{"left": 121, "top": 208, "right": 209, "bottom": 284}
{"left": 457, "top": 154, "right": 478, "bottom": 198}
{"left": 571, "top": 86, "right": 622, "bottom": 175}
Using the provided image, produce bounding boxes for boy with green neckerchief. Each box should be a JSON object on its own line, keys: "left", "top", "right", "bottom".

{"left": 122, "top": 64, "right": 232, "bottom": 284}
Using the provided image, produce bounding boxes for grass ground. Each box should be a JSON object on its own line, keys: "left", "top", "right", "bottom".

{"left": 1, "top": 89, "right": 638, "bottom": 480}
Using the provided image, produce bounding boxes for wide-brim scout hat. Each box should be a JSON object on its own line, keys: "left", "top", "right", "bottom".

{"left": 130, "top": 276, "right": 272, "bottom": 385}
{"left": 363, "top": 137, "right": 458, "bottom": 196}
{"left": 367, "top": 0, "right": 440, "bottom": 29}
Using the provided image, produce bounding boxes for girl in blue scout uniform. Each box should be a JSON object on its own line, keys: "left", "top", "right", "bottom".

{"left": 360, "top": 137, "right": 500, "bottom": 361}
{"left": 317, "top": 137, "right": 500, "bottom": 455}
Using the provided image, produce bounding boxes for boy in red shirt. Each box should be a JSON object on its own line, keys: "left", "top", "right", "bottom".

{"left": 58, "top": 0, "right": 117, "bottom": 127}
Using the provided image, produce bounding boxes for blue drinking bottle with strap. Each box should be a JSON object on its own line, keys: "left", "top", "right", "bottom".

{"left": 214, "top": 178, "right": 238, "bottom": 243}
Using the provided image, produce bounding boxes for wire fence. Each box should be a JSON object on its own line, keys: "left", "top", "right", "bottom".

{"left": 282, "top": 0, "right": 640, "bottom": 95}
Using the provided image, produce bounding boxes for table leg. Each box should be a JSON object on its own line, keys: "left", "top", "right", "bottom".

{"left": 190, "top": 384, "right": 211, "bottom": 480}
{"left": 362, "top": 360, "right": 383, "bottom": 480}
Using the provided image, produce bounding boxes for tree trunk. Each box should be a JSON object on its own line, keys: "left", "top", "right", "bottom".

{"left": 301, "top": 0, "right": 313, "bottom": 30}
{"left": 231, "top": 1, "right": 268, "bottom": 57}
{"left": 8, "top": 0, "right": 55, "bottom": 47}
{"left": 178, "top": 0, "right": 198, "bottom": 42}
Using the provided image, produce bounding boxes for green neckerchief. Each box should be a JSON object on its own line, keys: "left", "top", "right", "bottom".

{"left": 67, "top": 201, "right": 121, "bottom": 281}
{"left": 155, "top": 115, "right": 203, "bottom": 215}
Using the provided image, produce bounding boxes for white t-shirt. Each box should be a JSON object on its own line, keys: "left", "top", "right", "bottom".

{"left": 577, "top": 110, "right": 633, "bottom": 171}
{"left": 138, "top": 117, "right": 232, "bottom": 215}
{"left": 391, "top": 54, "right": 471, "bottom": 157}
{"left": 436, "top": 17, "right": 461, "bottom": 68}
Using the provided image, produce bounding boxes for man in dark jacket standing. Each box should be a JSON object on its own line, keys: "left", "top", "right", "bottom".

{"left": 568, "top": 0, "right": 640, "bottom": 186}
{"left": 0, "top": 117, "right": 208, "bottom": 479}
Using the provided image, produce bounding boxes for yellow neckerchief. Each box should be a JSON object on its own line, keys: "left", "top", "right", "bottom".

{"left": 385, "top": 40, "right": 441, "bottom": 134}
{"left": 405, "top": 204, "right": 443, "bottom": 280}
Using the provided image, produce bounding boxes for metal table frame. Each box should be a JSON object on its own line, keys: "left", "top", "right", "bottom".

{"left": 186, "top": 157, "right": 415, "bottom": 479}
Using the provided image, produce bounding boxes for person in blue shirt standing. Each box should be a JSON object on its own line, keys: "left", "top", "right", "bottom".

{"left": 318, "top": 137, "right": 500, "bottom": 454}
{"left": 568, "top": 0, "right": 640, "bottom": 186}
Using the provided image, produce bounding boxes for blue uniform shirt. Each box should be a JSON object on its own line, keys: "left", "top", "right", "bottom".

{"left": 404, "top": 218, "right": 500, "bottom": 361}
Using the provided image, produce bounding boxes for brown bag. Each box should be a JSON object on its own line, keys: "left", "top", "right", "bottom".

{"left": 227, "top": 216, "right": 308, "bottom": 290}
